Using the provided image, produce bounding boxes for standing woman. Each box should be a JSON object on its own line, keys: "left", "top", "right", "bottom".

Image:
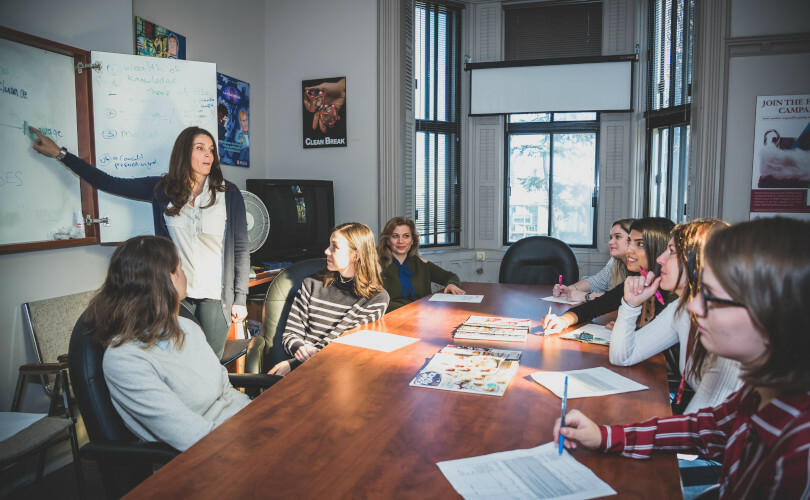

{"left": 30, "top": 126, "right": 248, "bottom": 359}
{"left": 378, "top": 216, "right": 465, "bottom": 312}
{"left": 554, "top": 218, "right": 634, "bottom": 302}
{"left": 269, "top": 222, "right": 390, "bottom": 376}
{"left": 554, "top": 217, "right": 810, "bottom": 497}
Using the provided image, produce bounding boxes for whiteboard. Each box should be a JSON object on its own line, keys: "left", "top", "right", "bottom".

{"left": 91, "top": 51, "right": 217, "bottom": 242}
{"left": 469, "top": 61, "right": 633, "bottom": 115}
{"left": 0, "top": 37, "right": 81, "bottom": 245}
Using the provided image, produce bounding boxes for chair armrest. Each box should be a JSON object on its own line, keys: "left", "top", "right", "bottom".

{"left": 19, "top": 363, "right": 69, "bottom": 375}
{"left": 57, "top": 354, "right": 69, "bottom": 363}
{"left": 244, "top": 336, "right": 266, "bottom": 374}
{"left": 80, "top": 441, "right": 179, "bottom": 464}
{"left": 228, "top": 373, "right": 281, "bottom": 391}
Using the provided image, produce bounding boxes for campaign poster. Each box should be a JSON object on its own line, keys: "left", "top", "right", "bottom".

{"left": 134, "top": 17, "right": 186, "bottom": 60}
{"left": 302, "top": 76, "right": 347, "bottom": 148}
{"left": 750, "top": 94, "right": 810, "bottom": 218}
{"left": 216, "top": 73, "right": 250, "bottom": 167}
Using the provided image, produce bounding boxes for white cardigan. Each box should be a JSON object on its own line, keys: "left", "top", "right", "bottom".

{"left": 610, "top": 299, "right": 742, "bottom": 413}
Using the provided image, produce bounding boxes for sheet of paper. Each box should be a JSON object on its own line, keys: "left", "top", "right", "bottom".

{"left": 430, "top": 293, "right": 484, "bottom": 303}
{"left": 0, "top": 412, "right": 47, "bottom": 442}
{"left": 541, "top": 296, "right": 582, "bottom": 305}
{"left": 560, "top": 324, "right": 613, "bottom": 345}
{"left": 331, "top": 331, "right": 419, "bottom": 352}
{"left": 437, "top": 442, "right": 616, "bottom": 500}
{"left": 531, "top": 367, "right": 648, "bottom": 399}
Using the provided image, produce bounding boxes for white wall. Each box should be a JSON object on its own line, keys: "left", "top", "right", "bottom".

{"left": 264, "top": 0, "right": 380, "bottom": 233}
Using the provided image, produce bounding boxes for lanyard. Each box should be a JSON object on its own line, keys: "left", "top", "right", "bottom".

{"left": 674, "top": 337, "right": 693, "bottom": 405}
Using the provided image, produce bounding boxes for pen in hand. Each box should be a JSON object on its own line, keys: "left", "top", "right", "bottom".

{"left": 638, "top": 267, "right": 665, "bottom": 305}
{"left": 559, "top": 375, "right": 568, "bottom": 455}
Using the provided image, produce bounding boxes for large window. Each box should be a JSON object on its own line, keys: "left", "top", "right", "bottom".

{"left": 414, "top": 1, "right": 462, "bottom": 247}
{"left": 646, "top": 0, "right": 694, "bottom": 222}
{"left": 505, "top": 113, "right": 599, "bottom": 246}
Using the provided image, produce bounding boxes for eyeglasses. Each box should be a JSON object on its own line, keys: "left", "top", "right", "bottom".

{"left": 699, "top": 282, "right": 745, "bottom": 314}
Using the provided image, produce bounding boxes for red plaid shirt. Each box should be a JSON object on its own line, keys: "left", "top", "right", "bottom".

{"left": 600, "top": 385, "right": 810, "bottom": 499}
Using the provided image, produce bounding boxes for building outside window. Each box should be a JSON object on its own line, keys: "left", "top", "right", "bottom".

{"left": 414, "top": 1, "right": 462, "bottom": 247}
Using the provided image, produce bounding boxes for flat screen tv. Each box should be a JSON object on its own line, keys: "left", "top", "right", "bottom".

{"left": 246, "top": 179, "right": 335, "bottom": 265}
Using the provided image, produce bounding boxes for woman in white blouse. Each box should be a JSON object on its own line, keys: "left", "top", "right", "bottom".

{"left": 610, "top": 218, "right": 742, "bottom": 413}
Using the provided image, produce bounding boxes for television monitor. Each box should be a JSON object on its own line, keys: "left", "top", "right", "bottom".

{"left": 246, "top": 179, "right": 335, "bottom": 265}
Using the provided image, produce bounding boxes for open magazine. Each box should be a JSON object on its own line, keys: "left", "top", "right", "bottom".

{"left": 410, "top": 345, "right": 522, "bottom": 397}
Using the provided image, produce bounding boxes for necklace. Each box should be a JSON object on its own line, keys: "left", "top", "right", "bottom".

{"left": 338, "top": 274, "right": 354, "bottom": 284}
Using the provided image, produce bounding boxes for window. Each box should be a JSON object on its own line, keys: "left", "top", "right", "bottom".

{"left": 505, "top": 113, "right": 599, "bottom": 246}
{"left": 414, "top": 1, "right": 462, "bottom": 247}
{"left": 646, "top": 0, "right": 694, "bottom": 222}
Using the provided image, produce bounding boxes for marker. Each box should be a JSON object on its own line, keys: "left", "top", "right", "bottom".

{"left": 639, "top": 267, "right": 665, "bottom": 305}
{"left": 559, "top": 375, "right": 568, "bottom": 455}
{"left": 558, "top": 274, "right": 563, "bottom": 286}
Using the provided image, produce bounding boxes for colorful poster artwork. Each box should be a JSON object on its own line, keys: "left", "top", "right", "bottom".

{"left": 134, "top": 17, "right": 186, "bottom": 60}
{"left": 750, "top": 94, "right": 810, "bottom": 218}
{"left": 302, "top": 76, "right": 347, "bottom": 149}
{"left": 216, "top": 73, "right": 250, "bottom": 167}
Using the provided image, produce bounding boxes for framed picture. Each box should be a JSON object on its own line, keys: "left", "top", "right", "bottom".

{"left": 135, "top": 17, "right": 186, "bottom": 59}
{"left": 302, "top": 76, "right": 346, "bottom": 148}
{"left": 216, "top": 73, "right": 250, "bottom": 167}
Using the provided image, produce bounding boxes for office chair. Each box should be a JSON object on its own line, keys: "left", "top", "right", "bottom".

{"left": 498, "top": 236, "right": 579, "bottom": 285}
{"left": 244, "top": 258, "right": 327, "bottom": 379}
{"left": 69, "top": 311, "right": 280, "bottom": 498}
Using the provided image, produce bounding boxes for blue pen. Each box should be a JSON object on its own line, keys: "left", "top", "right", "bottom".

{"left": 559, "top": 375, "right": 568, "bottom": 455}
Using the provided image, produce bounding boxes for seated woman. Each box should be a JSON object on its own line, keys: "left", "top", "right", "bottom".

{"left": 610, "top": 218, "right": 741, "bottom": 413}
{"left": 554, "top": 217, "right": 810, "bottom": 497}
{"left": 86, "top": 236, "right": 259, "bottom": 452}
{"left": 543, "top": 217, "right": 675, "bottom": 334}
{"left": 269, "top": 222, "right": 390, "bottom": 376}
{"left": 378, "top": 216, "right": 464, "bottom": 312}
{"left": 554, "top": 218, "right": 634, "bottom": 302}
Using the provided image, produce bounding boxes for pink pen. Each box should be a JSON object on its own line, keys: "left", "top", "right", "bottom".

{"left": 639, "top": 267, "right": 665, "bottom": 305}
{"left": 558, "top": 275, "right": 563, "bottom": 286}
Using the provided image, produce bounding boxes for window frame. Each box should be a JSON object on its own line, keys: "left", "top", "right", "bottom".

{"left": 503, "top": 115, "right": 601, "bottom": 248}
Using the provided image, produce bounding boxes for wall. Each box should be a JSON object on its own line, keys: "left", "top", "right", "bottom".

{"left": 264, "top": 0, "right": 380, "bottom": 233}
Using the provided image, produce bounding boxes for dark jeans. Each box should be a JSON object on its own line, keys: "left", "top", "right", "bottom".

{"left": 181, "top": 297, "right": 228, "bottom": 359}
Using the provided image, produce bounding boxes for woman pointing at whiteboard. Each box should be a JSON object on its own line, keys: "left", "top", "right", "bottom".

{"left": 30, "top": 126, "right": 248, "bottom": 360}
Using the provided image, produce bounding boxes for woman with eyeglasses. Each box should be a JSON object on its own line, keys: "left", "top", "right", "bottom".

{"left": 543, "top": 217, "right": 675, "bottom": 334}
{"left": 554, "top": 217, "right": 810, "bottom": 497}
{"left": 609, "top": 218, "right": 741, "bottom": 413}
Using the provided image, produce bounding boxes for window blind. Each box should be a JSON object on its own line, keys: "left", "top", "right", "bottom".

{"left": 505, "top": 2, "right": 603, "bottom": 61}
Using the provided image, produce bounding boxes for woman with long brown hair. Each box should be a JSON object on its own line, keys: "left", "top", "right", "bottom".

{"left": 87, "top": 236, "right": 252, "bottom": 452}
{"left": 609, "top": 218, "right": 741, "bottom": 413}
{"left": 269, "top": 222, "right": 390, "bottom": 376}
{"left": 30, "top": 126, "right": 248, "bottom": 359}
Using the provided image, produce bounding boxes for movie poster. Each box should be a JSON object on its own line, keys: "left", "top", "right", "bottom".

{"left": 216, "top": 73, "right": 250, "bottom": 167}
{"left": 750, "top": 94, "right": 810, "bottom": 219}
{"left": 135, "top": 17, "right": 186, "bottom": 60}
{"left": 302, "top": 76, "right": 347, "bottom": 148}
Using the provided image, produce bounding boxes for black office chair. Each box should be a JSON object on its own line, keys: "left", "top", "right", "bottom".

{"left": 69, "top": 311, "right": 279, "bottom": 498}
{"left": 244, "top": 258, "right": 327, "bottom": 379}
{"left": 498, "top": 236, "right": 579, "bottom": 285}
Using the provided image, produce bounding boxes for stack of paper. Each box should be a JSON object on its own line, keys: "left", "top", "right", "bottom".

{"left": 453, "top": 315, "right": 531, "bottom": 342}
{"left": 410, "top": 345, "right": 523, "bottom": 396}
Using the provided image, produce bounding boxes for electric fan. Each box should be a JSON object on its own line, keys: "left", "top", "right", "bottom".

{"left": 241, "top": 190, "right": 270, "bottom": 253}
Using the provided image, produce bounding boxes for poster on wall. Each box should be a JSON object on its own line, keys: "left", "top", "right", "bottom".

{"left": 135, "top": 17, "right": 186, "bottom": 59}
{"left": 216, "top": 73, "right": 250, "bottom": 167}
{"left": 302, "top": 76, "right": 347, "bottom": 149}
{"left": 750, "top": 94, "right": 810, "bottom": 219}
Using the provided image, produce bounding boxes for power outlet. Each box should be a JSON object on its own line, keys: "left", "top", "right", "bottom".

{"left": 475, "top": 251, "right": 486, "bottom": 261}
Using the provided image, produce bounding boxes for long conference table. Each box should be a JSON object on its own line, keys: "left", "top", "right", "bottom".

{"left": 127, "top": 283, "right": 681, "bottom": 498}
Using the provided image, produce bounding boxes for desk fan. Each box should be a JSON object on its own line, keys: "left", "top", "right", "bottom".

{"left": 241, "top": 190, "right": 270, "bottom": 253}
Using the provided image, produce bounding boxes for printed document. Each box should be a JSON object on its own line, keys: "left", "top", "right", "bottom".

{"left": 437, "top": 442, "right": 616, "bottom": 500}
{"left": 430, "top": 293, "right": 484, "bottom": 303}
{"left": 541, "top": 296, "right": 582, "bottom": 305}
{"left": 531, "top": 367, "right": 648, "bottom": 399}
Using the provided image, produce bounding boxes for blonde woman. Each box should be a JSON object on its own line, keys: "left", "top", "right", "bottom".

{"left": 269, "top": 223, "right": 390, "bottom": 375}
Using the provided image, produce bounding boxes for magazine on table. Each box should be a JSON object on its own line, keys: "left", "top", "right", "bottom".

{"left": 453, "top": 315, "right": 531, "bottom": 342}
{"left": 410, "top": 345, "right": 522, "bottom": 397}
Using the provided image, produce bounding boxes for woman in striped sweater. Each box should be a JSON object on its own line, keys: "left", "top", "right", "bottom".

{"left": 268, "top": 222, "right": 390, "bottom": 376}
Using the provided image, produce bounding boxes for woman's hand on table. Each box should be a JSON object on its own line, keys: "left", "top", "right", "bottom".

{"left": 553, "top": 409, "right": 603, "bottom": 451}
{"left": 542, "top": 313, "right": 571, "bottom": 334}
{"left": 444, "top": 284, "right": 465, "bottom": 295}
{"left": 552, "top": 284, "right": 570, "bottom": 297}
{"left": 268, "top": 360, "right": 291, "bottom": 376}
{"left": 294, "top": 344, "right": 319, "bottom": 362}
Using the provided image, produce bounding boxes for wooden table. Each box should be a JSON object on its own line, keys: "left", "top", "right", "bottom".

{"left": 127, "top": 283, "right": 681, "bottom": 499}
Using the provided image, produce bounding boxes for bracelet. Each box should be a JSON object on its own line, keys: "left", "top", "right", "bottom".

{"left": 56, "top": 147, "right": 68, "bottom": 161}
{"left": 585, "top": 292, "right": 592, "bottom": 301}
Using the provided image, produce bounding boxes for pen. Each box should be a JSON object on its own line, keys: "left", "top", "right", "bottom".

{"left": 559, "top": 375, "right": 568, "bottom": 455}
{"left": 639, "top": 267, "right": 665, "bottom": 305}
{"left": 558, "top": 274, "right": 563, "bottom": 286}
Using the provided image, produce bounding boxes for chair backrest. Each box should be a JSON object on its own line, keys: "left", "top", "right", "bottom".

{"left": 244, "top": 258, "right": 326, "bottom": 373}
{"left": 498, "top": 236, "right": 580, "bottom": 285}
{"left": 68, "top": 311, "right": 137, "bottom": 444}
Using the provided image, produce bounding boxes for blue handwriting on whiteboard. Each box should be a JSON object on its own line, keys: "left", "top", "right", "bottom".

{"left": 1, "top": 81, "right": 28, "bottom": 99}
{"left": 0, "top": 171, "right": 24, "bottom": 187}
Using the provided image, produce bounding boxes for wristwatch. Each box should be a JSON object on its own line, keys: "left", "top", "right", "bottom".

{"left": 56, "top": 147, "right": 68, "bottom": 161}
{"left": 585, "top": 292, "right": 592, "bottom": 301}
